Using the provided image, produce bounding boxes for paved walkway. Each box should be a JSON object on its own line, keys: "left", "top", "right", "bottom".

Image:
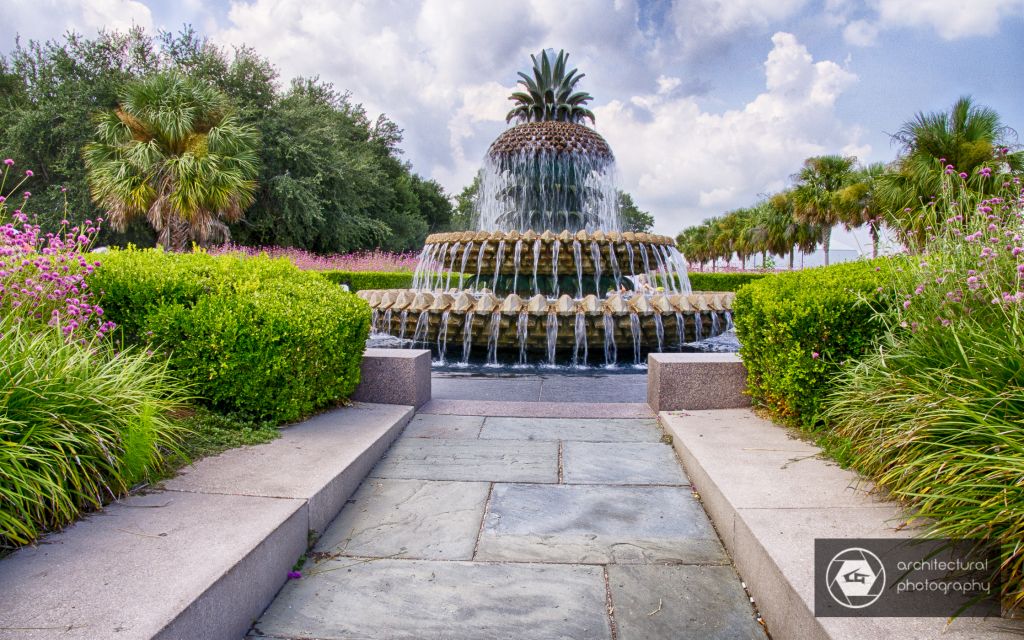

{"left": 250, "top": 411, "right": 765, "bottom": 639}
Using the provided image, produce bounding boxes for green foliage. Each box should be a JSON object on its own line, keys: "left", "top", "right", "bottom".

{"left": 170, "top": 409, "right": 280, "bottom": 466}
{"left": 0, "top": 320, "right": 187, "bottom": 548}
{"left": 0, "top": 27, "right": 450, "bottom": 253}
{"left": 322, "top": 270, "right": 413, "bottom": 292}
{"left": 89, "top": 248, "right": 369, "bottom": 423}
{"left": 687, "top": 272, "right": 769, "bottom": 292}
{"left": 733, "top": 261, "right": 884, "bottom": 428}
{"left": 617, "top": 190, "right": 654, "bottom": 233}
{"left": 145, "top": 278, "right": 369, "bottom": 422}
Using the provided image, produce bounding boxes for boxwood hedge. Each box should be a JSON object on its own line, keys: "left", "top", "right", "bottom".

{"left": 687, "top": 272, "right": 770, "bottom": 292}
{"left": 89, "top": 249, "right": 370, "bottom": 423}
{"left": 733, "top": 261, "right": 885, "bottom": 429}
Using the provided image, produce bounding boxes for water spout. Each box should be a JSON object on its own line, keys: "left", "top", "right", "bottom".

{"left": 573, "top": 311, "right": 588, "bottom": 366}
{"left": 710, "top": 311, "right": 721, "bottom": 337}
{"left": 668, "top": 246, "right": 693, "bottom": 295}
{"left": 487, "top": 312, "right": 501, "bottom": 365}
{"left": 694, "top": 311, "right": 703, "bottom": 342}
{"left": 475, "top": 240, "right": 489, "bottom": 292}
{"left": 638, "top": 243, "right": 652, "bottom": 292}
{"left": 412, "top": 312, "right": 430, "bottom": 347}
{"left": 629, "top": 313, "right": 642, "bottom": 364}
{"left": 459, "top": 242, "right": 473, "bottom": 290}
{"left": 445, "top": 243, "right": 459, "bottom": 291}
{"left": 609, "top": 245, "right": 622, "bottom": 292}
{"left": 546, "top": 313, "right": 558, "bottom": 366}
{"left": 400, "top": 311, "right": 409, "bottom": 342}
{"left": 625, "top": 242, "right": 636, "bottom": 282}
{"left": 433, "top": 243, "right": 449, "bottom": 292}
{"left": 573, "top": 240, "right": 583, "bottom": 298}
{"left": 532, "top": 239, "right": 541, "bottom": 295}
{"left": 590, "top": 241, "right": 602, "bottom": 297}
{"left": 651, "top": 245, "right": 672, "bottom": 294}
{"left": 461, "top": 312, "right": 475, "bottom": 363}
{"left": 492, "top": 240, "right": 506, "bottom": 293}
{"left": 370, "top": 309, "right": 380, "bottom": 334}
{"left": 517, "top": 311, "right": 529, "bottom": 364}
{"left": 725, "top": 311, "right": 734, "bottom": 331}
{"left": 552, "top": 240, "right": 561, "bottom": 298}
{"left": 513, "top": 240, "right": 523, "bottom": 295}
{"left": 437, "top": 311, "right": 451, "bottom": 363}
{"left": 383, "top": 309, "right": 393, "bottom": 336}
{"left": 674, "top": 312, "right": 685, "bottom": 349}
{"left": 603, "top": 312, "right": 617, "bottom": 365}
{"left": 654, "top": 313, "right": 664, "bottom": 352}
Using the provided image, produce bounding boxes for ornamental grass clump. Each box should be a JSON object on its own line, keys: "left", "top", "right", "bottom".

{"left": 825, "top": 164, "right": 1024, "bottom": 614}
{"left": 0, "top": 160, "right": 187, "bottom": 548}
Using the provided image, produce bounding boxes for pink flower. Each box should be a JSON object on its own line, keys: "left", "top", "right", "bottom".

{"left": 812, "top": 352, "right": 820, "bottom": 358}
{"left": 25, "top": 170, "right": 33, "bottom": 177}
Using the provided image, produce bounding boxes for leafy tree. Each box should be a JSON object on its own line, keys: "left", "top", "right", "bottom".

{"left": 838, "top": 162, "right": 887, "bottom": 258}
{"left": 617, "top": 190, "right": 654, "bottom": 233}
{"left": 450, "top": 170, "right": 482, "bottom": 231}
{"left": 791, "top": 155, "right": 857, "bottom": 266}
{"left": 84, "top": 72, "right": 259, "bottom": 251}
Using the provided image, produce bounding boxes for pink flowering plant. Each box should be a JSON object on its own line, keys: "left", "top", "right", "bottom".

{"left": 825, "top": 162, "right": 1024, "bottom": 613}
{"left": 209, "top": 242, "right": 420, "bottom": 273}
{"left": 0, "top": 160, "right": 115, "bottom": 339}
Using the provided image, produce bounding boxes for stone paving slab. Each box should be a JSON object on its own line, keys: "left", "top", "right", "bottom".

{"left": 252, "top": 559, "right": 613, "bottom": 640}
{"left": 431, "top": 376, "right": 543, "bottom": 401}
{"left": 539, "top": 375, "right": 648, "bottom": 403}
{"left": 608, "top": 564, "right": 765, "bottom": 640}
{"left": 0, "top": 491, "right": 307, "bottom": 640}
{"left": 370, "top": 438, "right": 558, "bottom": 483}
{"left": 314, "top": 478, "right": 490, "bottom": 561}
{"left": 480, "top": 417, "right": 663, "bottom": 442}
{"left": 418, "top": 399, "right": 656, "bottom": 418}
{"left": 402, "top": 413, "right": 484, "bottom": 438}
{"left": 476, "top": 484, "right": 724, "bottom": 565}
{"left": 562, "top": 442, "right": 688, "bottom": 485}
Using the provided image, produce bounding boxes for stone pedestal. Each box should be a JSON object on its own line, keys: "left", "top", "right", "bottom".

{"left": 352, "top": 349, "right": 432, "bottom": 409}
{"left": 647, "top": 353, "right": 750, "bottom": 412}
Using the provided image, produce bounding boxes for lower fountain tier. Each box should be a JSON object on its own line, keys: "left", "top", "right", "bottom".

{"left": 370, "top": 305, "right": 731, "bottom": 351}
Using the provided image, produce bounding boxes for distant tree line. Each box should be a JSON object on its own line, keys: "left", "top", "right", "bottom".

{"left": 0, "top": 27, "right": 452, "bottom": 252}
{"left": 678, "top": 97, "right": 1023, "bottom": 269}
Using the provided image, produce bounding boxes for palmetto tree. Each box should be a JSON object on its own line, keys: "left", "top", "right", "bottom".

{"left": 506, "top": 49, "right": 595, "bottom": 125}
{"left": 84, "top": 73, "right": 259, "bottom": 251}
{"left": 876, "top": 96, "right": 1022, "bottom": 242}
{"left": 792, "top": 155, "right": 857, "bottom": 266}
{"left": 838, "top": 162, "right": 887, "bottom": 258}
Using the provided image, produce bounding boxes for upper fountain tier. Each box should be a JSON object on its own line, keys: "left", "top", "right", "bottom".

{"left": 487, "top": 121, "right": 613, "bottom": 159}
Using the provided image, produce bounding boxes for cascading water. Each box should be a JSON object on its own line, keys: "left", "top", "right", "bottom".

{"left": 370, "top": 309, "right": 380, "bottom": 334}
{"left": 609, "top": 246, "right": 622, "bottom": 291}
{"left": 725, "top": 311, "right": 734, "bottom": 331}
{"left": 573, "top": 240, "right": 583, "bottom": 298}
{"left": 400, "top": 310, "right": 408, "bottom": 341}
{"left": 654, "top": 313, "right": 664, "bottom": 352}
{"left": 461, "top": 312, "right": 475, "bottom": 363}
{"left": 674, "top": 312, "right": 685, "bottom": 349}
{"left": 603, "top": 312, "right": 617, "bottom": 365}
{"left": 629, "top": 314, "right": 642, "bottom": 364}
{"left": 590, "top": 242, "right": 602, "bottom": 297}
{"left": 513, "top": 240, "right": 523, "bottom": 295}
{"left": 437, "top": 311, "right": 451, "bottom": 363}
{"left": 492, "top": 240, "right": 506, "bottom": 293}
{"left": 694, "top": 311, "right": 703, "bottom": 342}
{"left": 625, "top": 242, "right": 636, "bottom": 280}
{"left": 383, "top": 310, "right": 392, "bottom": 336}
{"left": 552, "top": 240, "right": 561, "bottom": 298}
{"left": 710, "top": 311, "right": 721, "bottom": 337}
{"left": 433, "top": 243, "right": 449, "bottom": 291}
{"left": 651, "top": 245, "right": 672, "bottom": 294}
{"left": 668, "top": 247, "right": 693, "bottom": 295}
{"left": 412, "top": 312, "right": 430, "bottom": 347}
{"left": 517, "top": 311, "right": 529, "bottom": 364}
{"left": 445, "top": 243, "right": 459, "bottom": 291}
{"left": 546, "top": 314, "right": 558, "bottom": 366}
{"left": 487, "top": 312, "right": 501, "bottom": 365}
{"left": 532, "top": 240, "right": 541, "bottom": 294}
{"left": 475, "top": 240, "right": 488, "bottom": 292}
{"left": 459, "top": 242, "right": 473, "bottom": 290}
{"left": 573, "top": 311, "right": 588, "bottom": 366}
{"left": 638, "top": 243, "right": 652, "bottom": 289}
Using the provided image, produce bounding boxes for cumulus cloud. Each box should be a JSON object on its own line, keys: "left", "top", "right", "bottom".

{"left": 596, "top": 32, "right": 864, "bottom": 232}
{"left": 0, "top": 0, "right": 153, "bottom": 47}
{"left": 846, "top": 0, "right": 1024, "bottom": 44}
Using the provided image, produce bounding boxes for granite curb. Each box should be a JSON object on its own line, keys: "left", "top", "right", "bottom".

{"left": 0, "top": 402, "right": 413, "bottom": 640}
{"left": 660, "top": 409, "right": 1024, "bottom": 640}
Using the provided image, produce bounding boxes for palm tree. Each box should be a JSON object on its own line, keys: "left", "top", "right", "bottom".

{"left": 838, "top": 162, "right": 887, "bottom": 258}
{"left": 791, "top": 155, "right": 857, "bottom": 266}
{"left": 84, "top": 72, "right": 259, "bottom": 251}
{"left": 506, "top": 49, "right": 595, "bottom": 124}
{"left": 877, "top": 96, "right": 1023, "bottom": 220}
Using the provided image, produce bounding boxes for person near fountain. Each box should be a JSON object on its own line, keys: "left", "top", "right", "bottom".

{"left": 637, "top": 274, "right": 653, "bottom": 294}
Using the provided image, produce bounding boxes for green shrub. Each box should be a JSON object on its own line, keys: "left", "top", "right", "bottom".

{"left": 0, "top": 320, "right": 186, "bottom": 547}
{"left": 733, "top": 261, "right": 884, "bottom": 428}
{"left": 687, "top": 272, "right": 770, "bottom": 292}
{"left": 89, "top": 247, "right": 322, "bottom": 336}
{"left": 145, "top": 278, "right": 370, "bottom": 423}
{"left": 322, "top": 270, "right": 413, "bottom": 291}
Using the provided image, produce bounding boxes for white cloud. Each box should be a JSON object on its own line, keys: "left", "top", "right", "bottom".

{"left": 847, "top": 0, "right": 1024, "bottom": 44}
{"left": 0, "top": 0, "right": 153, "bottom": 46}
{"left": 596, "top": 32, "right": 865, "bottom": 232}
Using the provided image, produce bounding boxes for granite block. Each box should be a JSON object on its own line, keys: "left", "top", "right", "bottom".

{"left": 647, "top": 353, "right": 750, "bottom": 412}
{"left": 351, "top": 348, "right": 431, "bottom": 408}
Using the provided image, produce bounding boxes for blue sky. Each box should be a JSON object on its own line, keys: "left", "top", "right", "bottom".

{"left": 4, "top": 0, "right": 1024, "bottom": 256}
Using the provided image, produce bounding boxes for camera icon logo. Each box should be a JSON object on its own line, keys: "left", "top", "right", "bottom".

{"left": 826, "top": 547, "right": 886, "bottom": 608}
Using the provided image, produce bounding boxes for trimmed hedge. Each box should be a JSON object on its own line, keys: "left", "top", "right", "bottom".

{"left": 322, "top": 270, "right": 413, "bottom": 291}
{"left": 733, "top": 261, "right": 884, "bottom": 429}
{"left": 687, "top": 272, "right": 770, "bottom": 292}
{"left": 89, "top": 249, "right": 370, "bottom": 423}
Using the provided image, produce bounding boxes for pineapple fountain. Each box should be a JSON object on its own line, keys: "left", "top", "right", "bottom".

{"left": 358, "top": 50, "right": 735, "bottom": 367}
